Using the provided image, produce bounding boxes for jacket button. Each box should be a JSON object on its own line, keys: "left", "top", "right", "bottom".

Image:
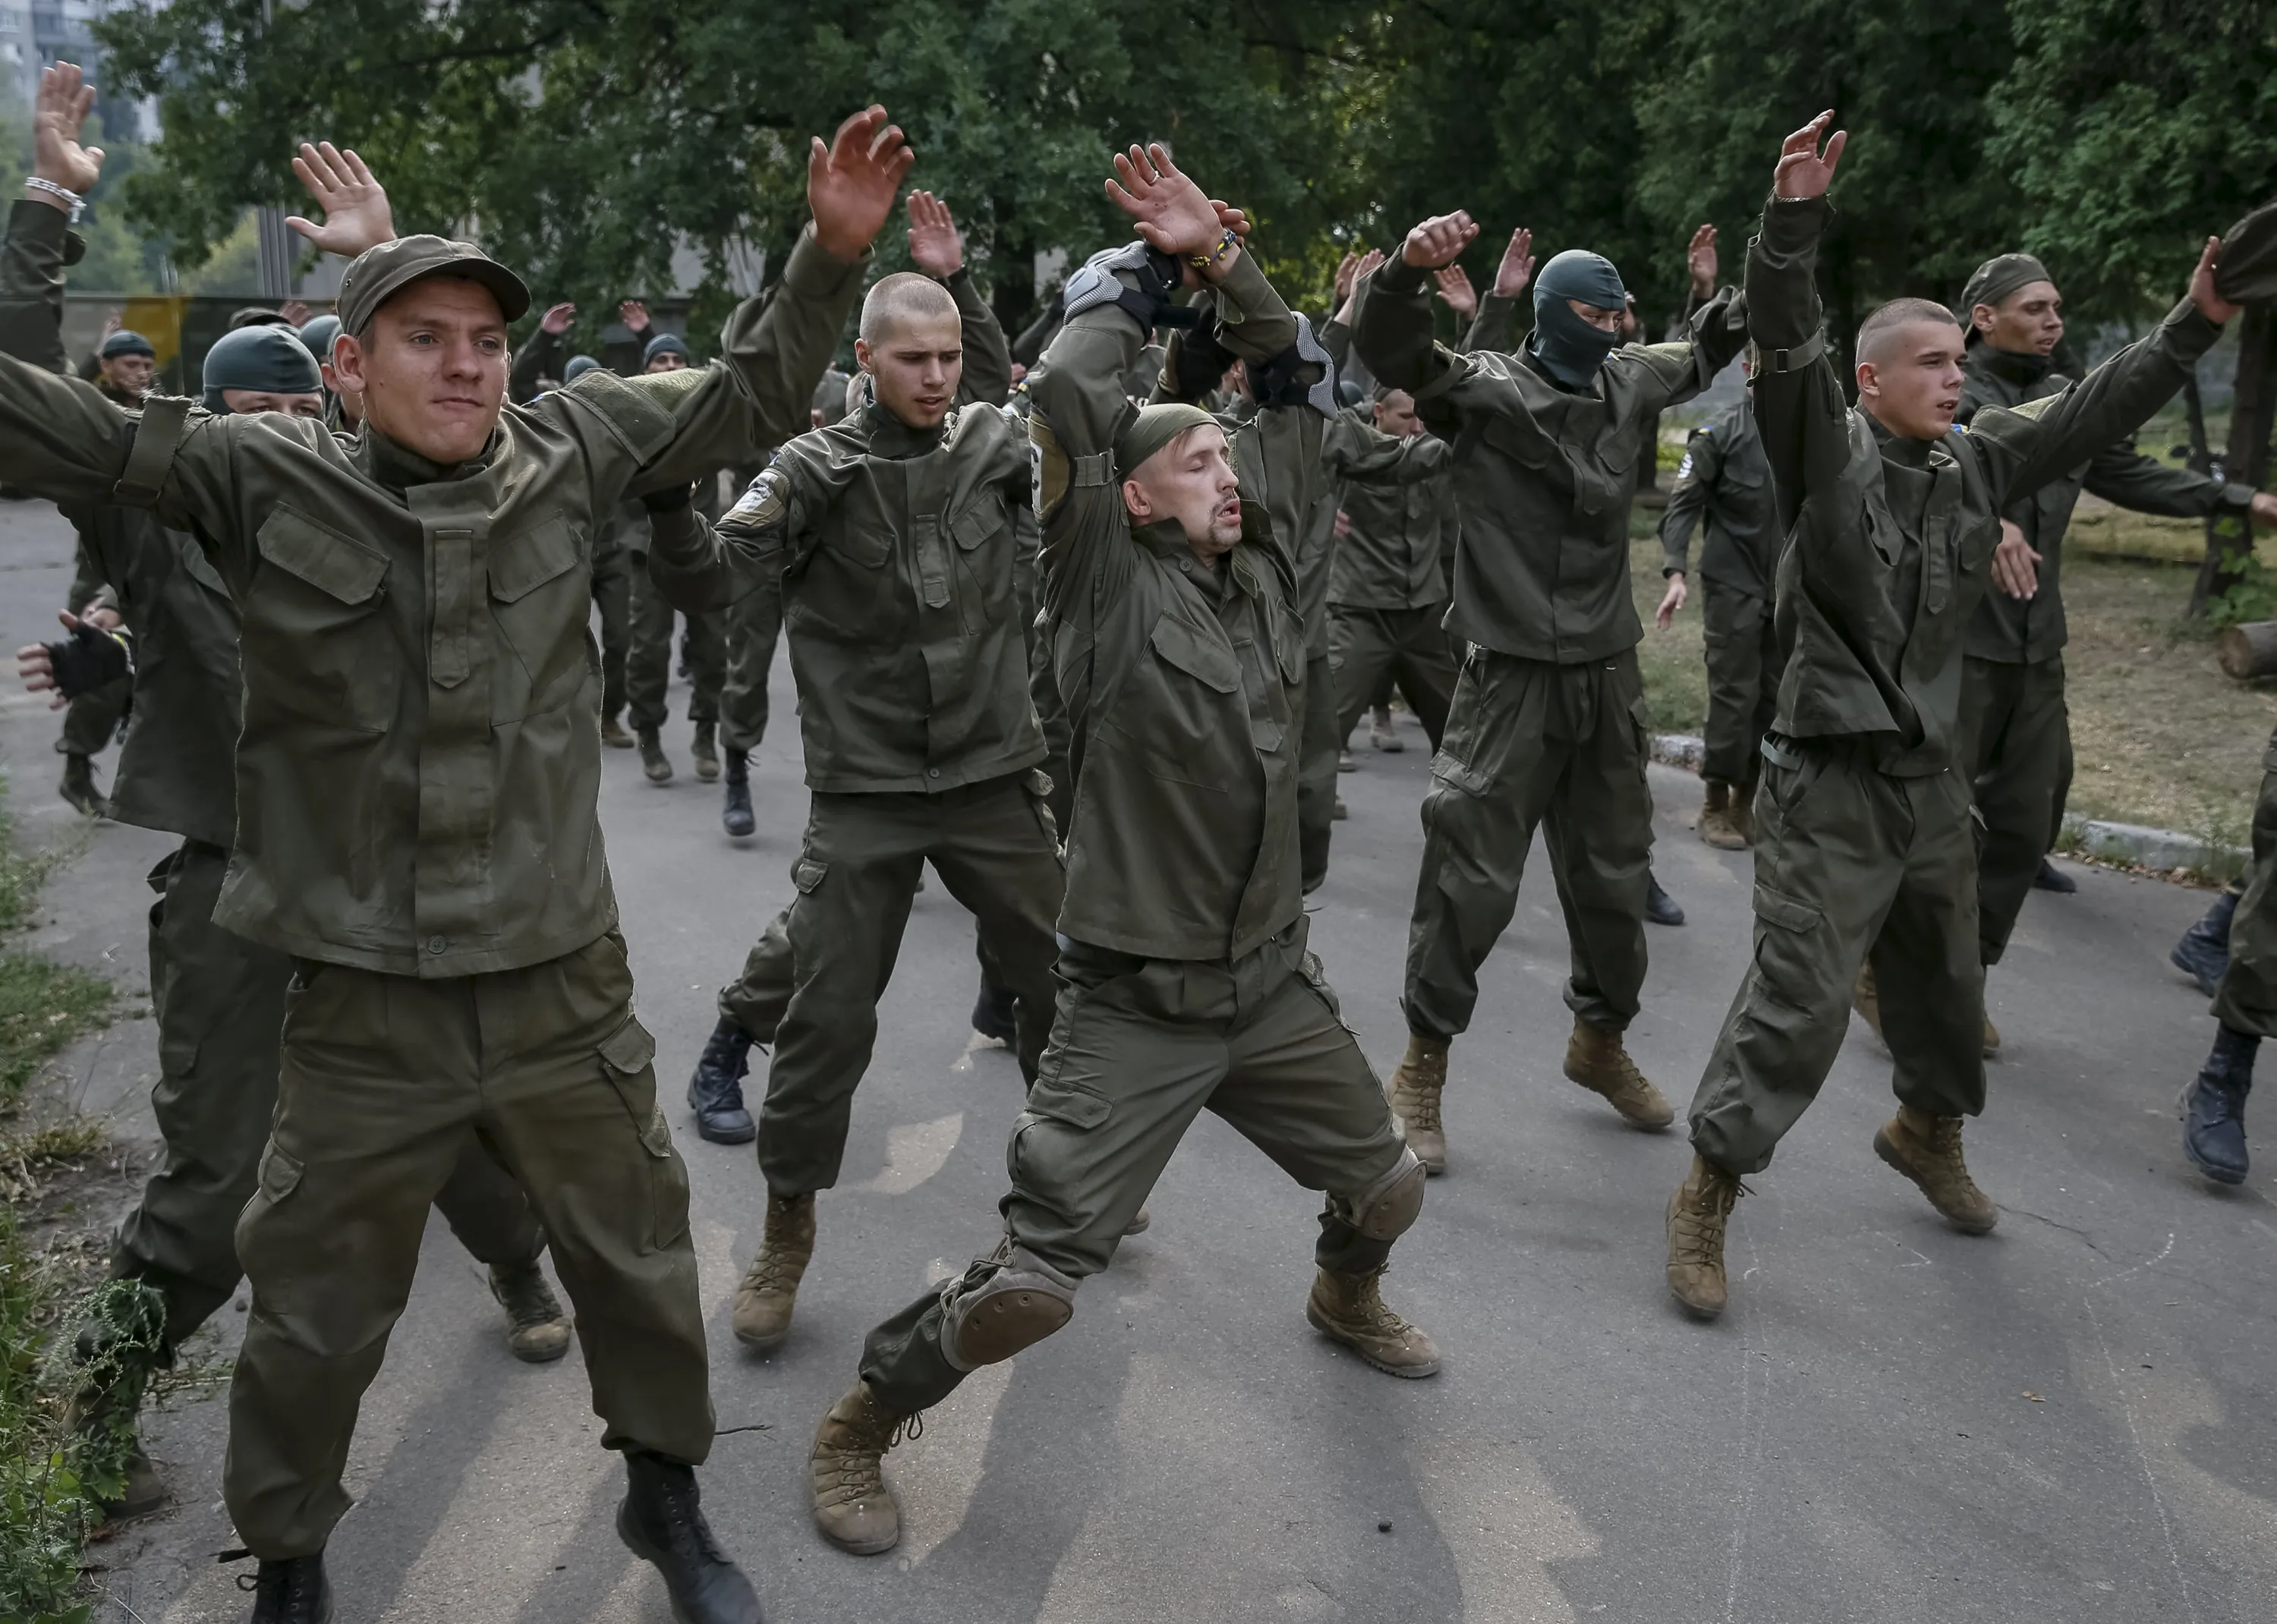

{"left": 1179, "top": 559, "right": 1192, "bottom": 573}
{"left": 928, "top": 768, "right": 941, "bottom": 779}
{"left": 427, "top": 935, "right": 448, "bottom": 955}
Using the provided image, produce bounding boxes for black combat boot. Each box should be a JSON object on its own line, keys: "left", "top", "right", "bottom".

{"left": 722, "top": 749, "right": 755, "bottom": 839}
{"left": 1644, "top": 873, "right": 1685, "bottom": 927}
{"left": 2172, "top": 889, "right": 2241, "bottom": 999}
{"left": 970, "top": 976, "right": 1017, "bottom": 1044}
{"left": 2181, "top": 1024, "right": 2256, "bottom": 1185}
{"left": 2031, "top": 857, "right": 2077, "bottom": 893}
{"left": 617, "top": 1452, "right": 764, "bottom": 1623}
{"left": 687, "top": 1018, "right": 757, "bottom": 1144}
{"left": 240, "top": 1553, "right": 332, "bottom": 1622}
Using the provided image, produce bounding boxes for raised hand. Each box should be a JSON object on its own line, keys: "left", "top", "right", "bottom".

{"left": 1492, "top": 227, "right": 1535, "bottom": 298}
{"left": 2190, "top": 236, "right": 2241, "bottom": 326}
{"left": 619, "top": 299, "right": 651, "bottom": 335}
{"left": 1402, "top": 212, "right": 1478, "bottom": 272}
{"left": 279, "top": 298, "right": 311, "bottom": 326}
{"left": 1433, "top": 265, "right": 1479, "bottom": 321}
{"left": 1773, "top": 112, "right": 1847, "bottom": 202}
{"left": 1686, "top": 224, "right": 1719, "bottom": 297}
{"left": 809, "top": 106, "right": 916, "bottom": 261}
{"left": 539, "top": 301, "right": 576, "bottom": 335}
{"left": 905, "top": 190, "right": 964, "bottom": 278}
{"left": 1107, "top": 144, "right": 1227, "bottom": 266}
{"left": 1337, "top": 247, "right": 1385, "bottom": 323}
{"left": 285, "top": 142, "right": 395, "bottom": 257}
{"left": 1208, "top": 200, "right": 1252, "bottom": 241}
{"left": 1334, "top": 250, "right": 1364, "bottom": 306}
{"left": 30, "top": 62, "right": 103, "bottom": 200}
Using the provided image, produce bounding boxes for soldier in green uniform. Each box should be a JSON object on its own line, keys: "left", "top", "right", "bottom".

{"left": 1954, "top": 252, "right": 2275, "bottom": 971}
{"left": 1666, "top": 114, "right": 2241, "bottom": 1320}
{"left": 0, "top": 78, "right": 902, "bottom": 1621}
{"left": 1357, "top": 208, "right": 1746, "bottom": 1175}
{"left": 1654, "top": 367, "right": 1778, "bottom": 850}
{"left": 801, "top": 146, "right": 1435, "bottom": 1559}
{"left": 676, "top": 191, "right": 1061, "bottom": 1364}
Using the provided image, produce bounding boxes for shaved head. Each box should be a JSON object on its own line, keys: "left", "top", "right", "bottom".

{"left": 1856, "top": 297, "right": 1960, "bottom": 365}
{"left": 859, "top": 271, "right": 958, "bottom": 343}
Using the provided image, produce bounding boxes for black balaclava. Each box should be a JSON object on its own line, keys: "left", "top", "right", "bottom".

{"left": 1531, "top": 249, "right": 1627, "bottom": 389}
{"left": 200, "top": 325, "right": 322, "bottom": 413}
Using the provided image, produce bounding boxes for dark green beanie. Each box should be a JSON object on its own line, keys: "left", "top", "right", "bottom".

{"left": 1114, "top": 402, "right": 1219, "bottom": 480}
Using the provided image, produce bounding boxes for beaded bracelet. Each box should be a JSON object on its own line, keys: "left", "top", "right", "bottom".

{"left": 1189, "top": 229, "right": 1239, "bottom": 272}
{"left": 24, "top": 176, "right": 84, "bottom": 221}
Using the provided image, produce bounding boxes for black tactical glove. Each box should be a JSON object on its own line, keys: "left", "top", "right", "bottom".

{"left": 42, "top": 618, "right": 133, "bottom": 699}
{"left": 640, "top": 481, "right": 695, "bottom": 514}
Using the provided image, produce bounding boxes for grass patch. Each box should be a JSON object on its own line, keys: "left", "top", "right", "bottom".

{"left": 1631, "top": 530, "right": 1711, "bottom": 736}
{"left": 0, "top": 960, "right": 113, "bottom": 1116}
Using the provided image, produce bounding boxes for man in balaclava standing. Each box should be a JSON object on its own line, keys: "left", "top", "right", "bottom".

{"left": 1356, "top": 216, "right": 1745, "bottom": 1176}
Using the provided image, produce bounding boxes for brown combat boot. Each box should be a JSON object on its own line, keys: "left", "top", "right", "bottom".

{"left": 1665, "top": 1152, "right": 1746, "bottom": 1318}
{"left": 1698, "top": 780, "right": 1747, "bottom": 851}
{"left": 1731, "top": 779, "right": 1759, "bottom": 845}
{"left": 490, "top": 1261, "right": 574, "bottom": 1363}
{"left": 691, "top": 720, "right": 721, "bottom": 782}
{"left": 732, "top": 1191, "right": 817, "bottom": 1352}
{"left": 1385, "top": 1031, "right": 1449, "bottom": 1175}
{"left": 1852, "top": 962, "right": 1885, "bottom": 1044}
{"left": 1983, "top": 1013, "right": 2001, "bottom": 1058}
{"left": 1305, "top": 1267, "right": 1441, "bottom": 1377}
{"left": 638, "top": 727, "right": 673, "bottom": 783}
{"left": 58, "top": 752, "right": 109, "bottom": 818}
{"left": 1872, "top": 1105, "right": 1998, "bottom": 1233}
{"left": 600, "top": 711, "right": 635, "bottom": 749}
{"left": 1563, "top": 1018, "right": 1674, "bottom": 1128}
{"left": 809, "top": 1380, "right": 914, "bottom": 1555}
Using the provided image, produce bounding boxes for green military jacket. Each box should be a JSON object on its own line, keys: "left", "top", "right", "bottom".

{"left": 713, "top": 395, "right": 1043, "bottom": 795}
{"left": 1959, "top": 344, "right": 2252, "bottom": 665}
{"left": 1323, "top": 407, "right": 1457, "bottom": 610}
{"left": 1356, "top": 258, "right": 1746, "bottom": 665}
{"left": 0, "top": 205, "right": 241, "bottom": 848}
{"left": 1659, "top": 396, "right": 1777, "bottom": 600}
{"left": 1750, "top": 194, "right": 2221, "bottom": 776}
{"left": 0, "top": 217, "right": 861, "bottom": 977}
{"left": 1031, "top": 249, "right": 1309, "bottom": 961}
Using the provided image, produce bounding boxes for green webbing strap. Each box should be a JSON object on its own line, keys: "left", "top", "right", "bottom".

{"left": 1069, "top": 451, "right": 1113, "bottom": 488}
{"left": 111, "top": 394, "right": 191, "bottom": 508}
{"left": 1766, "top": 332, "right": 1826, "bottom": 374}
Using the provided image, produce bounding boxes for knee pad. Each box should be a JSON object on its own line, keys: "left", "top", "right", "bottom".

{"left": 940, "top": 1242, "right": 1080, "bottom": 1372}
{"left": 1336, "top": 1147, "right": 1428, "bottom": 1241}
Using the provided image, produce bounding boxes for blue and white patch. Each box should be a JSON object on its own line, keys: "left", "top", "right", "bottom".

{"left": 1674, "top": 452, "right": 1694, "bottom": 482}
{"left": 729, "top": 467, "right": 788, "bottom": 525}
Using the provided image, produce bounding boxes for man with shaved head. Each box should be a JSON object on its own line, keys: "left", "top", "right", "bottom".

{"left": 0, "top": 66, "right": 909, "bottom": 1622}
{"left": 681, "top": 187, "right": 1065, "bottom": 1365}
{"left": 802, "top": 145, "right": 1435, "bottom": 1561}
{"left": 1665, "top": 115, "right": 2245, "bottom": 1320}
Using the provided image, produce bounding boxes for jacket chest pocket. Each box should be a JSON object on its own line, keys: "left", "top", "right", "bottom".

{"left": 487, "top": 515, "right": 587, "bottom": 720}
{"left": 245, "top": 506, "right": 398, "bottom": 734}
{"left": 948, "top": 497, "right": 1015, "bottom": 630}
{"left": 1113, "top": 612, "right": 1243, "bottom": 788}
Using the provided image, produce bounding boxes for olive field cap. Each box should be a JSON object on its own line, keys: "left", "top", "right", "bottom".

{"left": 2216, "top": 200, "right": 2277, "bottom": 306}
{"left": 100, "top": 328, "right": 155, "bottom": 359}
{"left": 1960, "top": 252, "right": 2052, "bottom": 313}
{"left": 336, "top": 235, "right": 531, "bottom": 335}
{"left": 1114, "top": 401, "right": 1218, "bottom": 479}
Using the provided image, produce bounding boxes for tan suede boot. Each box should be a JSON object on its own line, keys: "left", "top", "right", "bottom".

{"left": 1872, "top": 1105, "right": 1998, "bottom": 1233}
{"left": 1665, "top": 1152, "right": 1746, "bottom": 1318}
{"left": 732, "top": 1191, "right": 817, "bottom": 1352}
{"left": 1385, "top": 1032, "right": 1449, "bottom": 1175}
{"left": 490, "top": 1261, "right": 574, "bottom": 1363}
{"left": 809, "top": 1380, "right": 913, "bottom": 1555}
{"left": 1731, "top": 779, "right": 1759, "bottom": 845}
{"left": 1305, "top": 1267, "right": 1441, "bottom": 1377}
{"left": 1563, "top": 1018, "right": 1674, "bottom": 1128}
{"left": 1983, "top": 1014, "right": 2001, "bottom": 1057}
{"left": 1852, "top": 962, "right": 1885, "bottom": 1045}
{"left": 1698, "top": 780, "right": 1747, "bottom": 850}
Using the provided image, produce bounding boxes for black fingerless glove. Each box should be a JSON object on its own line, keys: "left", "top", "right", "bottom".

{"left": 640, "top": 482, "right": 695, "bottom": 514}
{"left": 44, "top": 619, "right": 133, "bottom": 698}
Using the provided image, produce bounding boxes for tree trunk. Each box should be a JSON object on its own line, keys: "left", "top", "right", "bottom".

{"left": 2216, "top": 620, "right": 2277, "bottom": 679}
{"left": 2192, "top": 303, "right": 2277, "bottom": 615}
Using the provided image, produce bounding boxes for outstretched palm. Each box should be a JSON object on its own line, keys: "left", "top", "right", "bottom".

{"left": 809, "top": 107, "right": 916, "bottom": 260}
{"left": 33, "top": 63, "right": 104, "bottom": 196}
{"left": 1493, "top": 227, "right": 1535, "bottom": 298}
{"left": 286, "top": 142, "right": 395, "bottom": 257}
{"left": 1686, "top": 224, "right": 1718, "bottom": 294}
{"left": 1105, "top": 144, "right": 1222, "bottom": 260}
{"left": 1773, "top": 112, "right": 1847, "bottom": 201}
{"left": 905, "top": 190, "right": 964, "bottom": 277}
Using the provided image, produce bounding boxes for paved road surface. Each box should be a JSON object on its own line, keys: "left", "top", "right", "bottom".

{"left": 2, "top": 496, "right": 2270, "bottom": 1623}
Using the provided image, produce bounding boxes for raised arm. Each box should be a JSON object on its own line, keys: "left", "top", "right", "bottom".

{"left": 907, "top": 190, "right": 1013, "bottom": 408}
{"left": 1747, "top": 114, "right": 1854, "bottom": 537}
{"left": 2083, "top": 430, "right": 2272, "bottom": 526}
{"left": 1355, "top": 211, "right": 1480, "bottom": 395}
{"left": 1459, "top": 228, "right": 1533, "bottom": 354}
{"left": 511, "top": 303, "right": 574, "bottom": 402}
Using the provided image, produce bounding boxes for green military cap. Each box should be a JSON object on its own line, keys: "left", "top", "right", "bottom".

{"left": 1960, "top": 252, "right": 2053, "bottom": 313}
{"left": 1114, "top": 402, "right": 1218, "bottom": 479}
{"left": 336, "top": 234, "right": 531, "bottom": 336}
{"left": 2216, "top": 200, "right": 2277, "bottom": 306}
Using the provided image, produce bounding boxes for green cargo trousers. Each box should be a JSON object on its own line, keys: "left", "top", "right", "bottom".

{"left": 857, "top": 917, "right": 1411, "bottom": 1416}
{"left": 57, "top": 674, "right": 128, "bottom": 757}
{"left": 626, "top": 565, "right": 725, "bottom": 732}
{"left": 591, "top": 531, "right": 632, "bottom": 725}
{"left": 1957, "top": 653, "right": 2068, "bottom": 966}
{"left": 1687, "top": 741, "right": 1986, "bottom": 1175}
{"left": 1699, "top": 581, "right": 1779, "bottom": 791}
{"left": 2213, "top": 726, "right": 2277, "bottom": 1037}
{"left": 716, "top": 771, "right": 1064, "bottom": 1197}
{"left": 718, "top": 567, "right": 783, "bottom": 757}
{"left": 1402, "top": 647, "right": 1655, "bottom": 1042}
{"left": 1330, "top": 603, "right": 1457, "bottom": 751}
{"left": 1298, "top": 653, "right": 1341, "bottom": 892}
{"left": 225, "top": 930, "right": 710, "bottom": 1559}
{"left": 111, "top": 841, "right": 545, "bottom": 1352}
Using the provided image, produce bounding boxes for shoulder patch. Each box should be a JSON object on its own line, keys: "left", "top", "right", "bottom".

{"left": 726, "top": 467, "right": 789, "bottom": 527}
{"left": 1674, "top": 452, "right": 1694, "bottom": 482}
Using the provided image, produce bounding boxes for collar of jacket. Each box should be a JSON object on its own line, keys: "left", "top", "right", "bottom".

{"left": 1864, "top": 409, "right": 1943, "bottom": 470}
{"left": 1977, "top": 345, "right": 2055, "bottom": 391}
{"left": 1132, "top": 516, "right": 1263, "bottom": 600}
{"left": 860, "top": 398, "right": 948, "bottom": 460}
{"left": 354, "top": 421, "right": 499, "bottom": 493}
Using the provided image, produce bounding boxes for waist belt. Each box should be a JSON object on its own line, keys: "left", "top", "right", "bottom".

{"left": 1759, "top": 732, "right": 1806, "bottom": 771}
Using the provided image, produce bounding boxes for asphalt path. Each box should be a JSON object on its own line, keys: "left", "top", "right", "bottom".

{"left": 2, "top": 495, "right": 2270, "bottom": 1624}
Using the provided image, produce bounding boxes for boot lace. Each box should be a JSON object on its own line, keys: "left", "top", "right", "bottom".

{"left": 817, "top": 1403, "right": 921, "bottom": 1506}
{"left": 492, "top": 1266, "right": 562, "bottom": 1332}
{"left": 1390, "top": 1077, "right": 1442, "bottom": 1134}
{"left": 742, "top": 1202, "right": 814, "bottom": 1295}
{"left": 1669, "top": 1172, "right": 1746, "bottom": 1261}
